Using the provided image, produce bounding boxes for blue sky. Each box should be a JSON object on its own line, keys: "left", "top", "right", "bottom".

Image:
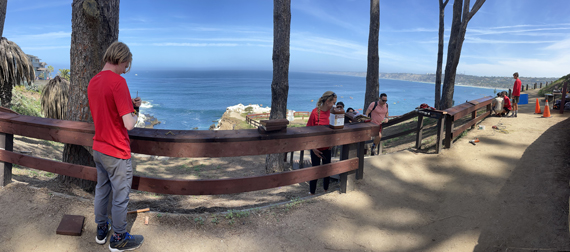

{"left": 3, "top": 0, "right": 569, "bottom": 77}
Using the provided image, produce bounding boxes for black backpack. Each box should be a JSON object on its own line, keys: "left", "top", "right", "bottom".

{"left": 368, "top": 101, "right": 387, "bottom": 117}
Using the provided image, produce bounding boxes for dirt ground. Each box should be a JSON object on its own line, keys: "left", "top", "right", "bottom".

{"left": 2, "top": 89, "right": 570, "bottom": 252}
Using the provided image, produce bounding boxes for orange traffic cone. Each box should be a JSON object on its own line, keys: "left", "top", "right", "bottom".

{"left": 534, "top": 98, "right": 542, "bottom": 114}
{"left": 543, "top": 99, "right": 551, "bottom": 118}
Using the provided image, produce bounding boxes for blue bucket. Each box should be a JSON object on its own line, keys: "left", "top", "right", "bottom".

{"left": 519, "top": 93, "right": 529, "bottom": 105}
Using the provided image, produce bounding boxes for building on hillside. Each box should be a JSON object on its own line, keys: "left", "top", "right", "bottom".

{"left": 26, "top": 54, "right": 49, "bottom": 80}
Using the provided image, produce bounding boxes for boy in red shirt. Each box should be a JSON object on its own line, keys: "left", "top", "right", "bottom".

{"left": 502, "top": 91, "right": 512, "bottom": 116}
{"left": 512, "top": 72, "right": 522, "bottom": 117}
{"left": 88, "top": 41, "right": 144, "bottom": 251}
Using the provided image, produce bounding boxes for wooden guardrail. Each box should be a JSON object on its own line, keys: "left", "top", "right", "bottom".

{"left": 443, "top": 96, "right": 493, "bottom": 148}
{"left": 0, "top": 110, "right": 378, "bottom": 195}
{"left": 246, "top": 111, "right": 310, "bottom": 127}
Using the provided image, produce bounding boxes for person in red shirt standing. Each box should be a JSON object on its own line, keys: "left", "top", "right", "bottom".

{"left": 306, "top": 91, "right": 337, "bottom": 195}
{"left": 502, "top": 91, "right": 512, "bottom": 116}
{"left": 88, "top": 41, "right": 144, "bottom": 251}
{"left": 512, "top": 72, "right": 522, "bottom": 117}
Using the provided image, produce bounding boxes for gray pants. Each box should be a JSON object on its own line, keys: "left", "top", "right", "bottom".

{"left": 93, "top": 150, "right": 133, "bottom": 234}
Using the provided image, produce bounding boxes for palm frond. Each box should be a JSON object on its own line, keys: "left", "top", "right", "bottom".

{"left": 41, "top": 76, "right": 69, "bottom": 119}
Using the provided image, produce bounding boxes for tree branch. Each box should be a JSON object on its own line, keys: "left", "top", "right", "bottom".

{"left": 442, "top": 0, "right": 450, "bottom": 9}
{"left": 468, "top": 0, "right": 486, "bottom": 20}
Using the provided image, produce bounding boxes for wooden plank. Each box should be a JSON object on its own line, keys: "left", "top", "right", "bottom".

{"left": 0, "top": 111, "right": 379, "bottom": 157}
{"left": 0, "top": 133, "right": 13, "bottom": 186}
{"left": 0, "top": 149, "right": 97, "bottom": 181}
{"left": 380, "top": 128, "right": 416, "bottom": 142}
{"left": 130, "top": 126, "right": 378, "bottom": 157}
{"left": 0, "top": 120, "right": 94, "bottom": 147}
{"left": 381, "top": 110, "right": 417, "bottom": 127}
{"left": 451, "top": 111, "right": 490, "bottom": 138}
{"left": 131, "top": 158, "right": 359, "bottom": 195}
{"left": 0, "top": 149, "right": 358, "bottom": 195}
{"left": 56, "top": 215, "right": 85, "bottom": 236}
{"left": 448, "top": 97, "right": 493, "bottom": 119}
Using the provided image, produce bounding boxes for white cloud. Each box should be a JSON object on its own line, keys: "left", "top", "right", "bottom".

{"left": 8, "top": 31, "right": 71, "bottom": 41}
{"left": 21, "top": 45, "right": 70, "bottom": 50}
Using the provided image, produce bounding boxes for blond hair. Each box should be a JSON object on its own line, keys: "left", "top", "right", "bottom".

{"left": 316, "top": 91, "right": 336, "bottom": 107}
{"left": 316, "top": 91, "right": 337, "bottom": 120}
{"left": 103, "top": 41, "right": 132, "bottom": 73}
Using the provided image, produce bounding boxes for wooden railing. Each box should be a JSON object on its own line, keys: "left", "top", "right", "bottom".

{"left": 0, "top": 110, "right": 378, "bottom": 195}
{"left": 443, "top": 96, "right": 493, "bottom": 148}
{"left": 245, "top": 111, "right": 310, "bottom": 127}
{"left": 0, "top": 97, "right": 493, "bottom": 196}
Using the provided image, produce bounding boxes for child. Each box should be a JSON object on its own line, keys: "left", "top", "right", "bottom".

{"left": 502, "top": 91, "right": 512, "bottom": 116}
{"left": 306, "top": 91, "right": 337, "bottom": 195}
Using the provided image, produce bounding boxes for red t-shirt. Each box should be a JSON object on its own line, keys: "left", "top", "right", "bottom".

{"left": 512, "top": 79, "right": 522, "bottom": 96}
{"left": 88, "top": 71, "right": 134, "bottom": 159}
{"left": 503, "top": 96, "right": 512, "bottom": 110}
{"left": 306, "top": 107, "right": 331, "bottom": 150}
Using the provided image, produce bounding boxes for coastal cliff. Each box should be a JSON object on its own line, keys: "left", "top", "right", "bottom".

{"left": 215, "top": 104, "right": 271, "bottom": 130}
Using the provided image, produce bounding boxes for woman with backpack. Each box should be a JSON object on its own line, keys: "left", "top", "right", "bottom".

{"left": 365, "top": 93, "right": 389, "bottom": 155}
{"left": 306, "top": 91, "right": 337, "bottom": 195}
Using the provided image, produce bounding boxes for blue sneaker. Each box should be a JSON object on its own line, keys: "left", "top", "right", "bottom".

{"left": 109, "top": 232, "right": 144, "bottom": 252}
{"left": 95, "top": 221, "right": 111, "bottom": 244}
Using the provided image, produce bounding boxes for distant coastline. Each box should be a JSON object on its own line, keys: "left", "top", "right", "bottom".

{"left": 318, "top": 71, "right": 558, "bottom": 89}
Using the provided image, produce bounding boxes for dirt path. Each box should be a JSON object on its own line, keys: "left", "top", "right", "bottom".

{"left": 2, "top": 89, "right": 570, "bottom": 252}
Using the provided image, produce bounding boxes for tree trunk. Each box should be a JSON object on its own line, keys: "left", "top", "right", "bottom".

{"left": 435, "top": 0, "right": 449, "bottom": 109}
{"left": 0, "top": 0, "right": 6, "bottom": 37}
{"left": 265, "top": 0, "right": 291, "bottom": 174}
{"left": 58, "top": 0, "right": 120, "bottom": 191}
{"left": 439, "top": 0, "right": 485, "bottom": 110}
{"left": 0, "top": 84, "right": 11, "bottom": 108}
{"left": 364, "top": 0, "right": 380, "bottom": 111}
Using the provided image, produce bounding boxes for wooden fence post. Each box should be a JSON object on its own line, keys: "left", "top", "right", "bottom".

{"left": 415, "top": 114, "right": 424, "bottom": 149}
{"left": 508, "top": 89, "right": 512, "bottom": 99}
{"left": 444, "top": 116, "right": 454, "bottom": 149}
{"left": 526, "top": 84, "right": 529, "bottom": 91}
{"left": 0, "top": 133, "right": 14, "bottom": 187}
{"left": 356, "top": 141, "right": 364, "bottom": 180}
{"left": 339, "top": 144, "right": 350, "bottom": 193}
{"left": 534, "top": 83, "right": 537, "bottom": 89}
{"left": 299, "top": 150, "right": 304, "bottom": 168}
{"left": 540, "top": 82, "right": 543, "bottom": 88}
{"left": 435, "top": 115, "right": 445, "bottom": 154}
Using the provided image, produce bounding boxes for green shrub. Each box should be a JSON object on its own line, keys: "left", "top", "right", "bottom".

{"left": 11, "top": 87, "right": 42, "bottom": 117}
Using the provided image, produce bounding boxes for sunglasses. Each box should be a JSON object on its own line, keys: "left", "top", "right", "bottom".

{"left": 381, "top": 99, "right": 387, "bottom": 102}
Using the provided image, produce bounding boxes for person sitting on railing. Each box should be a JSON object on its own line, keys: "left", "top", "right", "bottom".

{"left": 306, "top": 91, "right": 337, "bottom": 195}
{"left": 88, "top": 42, "right": 144, "bottom": 251}
{"left": 365, "top": 93, "right": 389, "bottom": 155}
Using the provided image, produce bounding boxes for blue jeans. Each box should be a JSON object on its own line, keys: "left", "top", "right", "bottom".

{"left": 93, "top": 150, "right": 133, "bottom": 234}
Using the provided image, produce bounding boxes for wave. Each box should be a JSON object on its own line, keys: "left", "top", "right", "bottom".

{"left": 140, "top": 101, "right": 154, "bottom": 108}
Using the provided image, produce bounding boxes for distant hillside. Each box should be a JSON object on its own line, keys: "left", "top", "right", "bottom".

{"left": 322, "top": 72, "right": 558, "bottom": 89}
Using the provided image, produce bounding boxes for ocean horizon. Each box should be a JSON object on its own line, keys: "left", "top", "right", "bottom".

{"left": 123, "top": 70, "right": 504, "bottom": 130}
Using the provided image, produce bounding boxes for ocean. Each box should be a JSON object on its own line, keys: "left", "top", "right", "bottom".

{"left": 123, "top": 70, "right": 501, "bottom": 130}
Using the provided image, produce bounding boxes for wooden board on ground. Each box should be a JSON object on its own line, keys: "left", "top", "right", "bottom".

{"left": 56, "top": 215, "right": 85, "bottom": 236}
